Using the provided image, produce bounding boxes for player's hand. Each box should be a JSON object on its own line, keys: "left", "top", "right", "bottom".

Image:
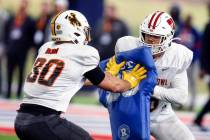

{"left": 122, "top": 64, "right": 147, "bottom": 88}
{"left": 106, "top": 56, "right": 125, "bottom": 76}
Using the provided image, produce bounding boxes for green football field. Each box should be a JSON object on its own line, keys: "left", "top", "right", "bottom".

{"left": 0, "top": 134, "right": 18, "bottom": 140}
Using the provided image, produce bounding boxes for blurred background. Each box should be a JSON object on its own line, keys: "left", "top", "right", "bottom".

{"left": 0, "top": 0, "right": 210, "bottom": 140}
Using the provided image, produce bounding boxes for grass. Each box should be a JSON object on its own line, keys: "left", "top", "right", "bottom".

{"left": 71, "top": 95, "right": 99, "bottom": 105}
{"left": 0, "top": 134, "right": 18, "bottom": 140}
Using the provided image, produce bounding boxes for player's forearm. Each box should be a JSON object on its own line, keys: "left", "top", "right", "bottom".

{"left": 153, "top": 86, "right": 188, "bottom": 105}
{"left": 98, "top": 72, "right": 131, "bottom": 93}
{"left": 153, "top": 71, "right": 188, "bottom": 105}
{"left": 111, "top": 77, "right": 131, "bottom": 93}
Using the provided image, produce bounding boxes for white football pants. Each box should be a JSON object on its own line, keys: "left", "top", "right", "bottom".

{"left": 151, "top": 115, "right": 195, "bottom": 140}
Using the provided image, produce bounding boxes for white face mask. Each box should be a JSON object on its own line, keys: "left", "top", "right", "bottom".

{"left": 141, "top": 42, "right": 167, "bottom": 55}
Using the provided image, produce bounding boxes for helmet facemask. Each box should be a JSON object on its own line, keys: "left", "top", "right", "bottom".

{"left": 83, "top": 26, "right": 91, "bottom": 45}
{"left": 140, "top": 31, "right": 172, "bottom": 55}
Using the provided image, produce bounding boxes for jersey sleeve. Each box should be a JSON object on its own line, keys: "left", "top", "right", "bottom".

{"left": 177, "top": 45, "right": 193, "bottom": 73}
{"left": 81, "top": 47, "right": 100, "bottom": 75}
{"left": 153, "top": 70, "right": 188, "bottom": 105}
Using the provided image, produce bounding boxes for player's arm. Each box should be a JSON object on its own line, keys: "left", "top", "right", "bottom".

{"left": 84, "top": 56, "right": 125, "bottom": 86}
{"left": 84, "top": 66, "right": 130, "bottom": 92}
{"left": 83, "top": 48, "right": 146, "bottom": 92}
{"left": 152, "top": 70, "right": 188, "bottom": 105}
{"left": 99, "top": 72, "right": 132, "bottom": 93}
{"left": 84, "top": 64, "right": 147, "bottom": 93}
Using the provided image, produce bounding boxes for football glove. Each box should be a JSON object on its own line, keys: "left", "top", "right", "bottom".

{"left": 122, "top": 64, "right": 147, "bottom": 88}
{"left": 106, "top": 56, "right": 125, "bottom": 76}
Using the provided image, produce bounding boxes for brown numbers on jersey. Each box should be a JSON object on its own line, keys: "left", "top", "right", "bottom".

{"left": 27, "top": 58, "right": 46, "bottom": 83}
{"left": 26, "top": 58, "right": 65, "bottom": 86}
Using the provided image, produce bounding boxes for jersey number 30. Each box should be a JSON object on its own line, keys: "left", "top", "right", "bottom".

{"left": 26, "top": 57, "right": 65, "bottom": 86}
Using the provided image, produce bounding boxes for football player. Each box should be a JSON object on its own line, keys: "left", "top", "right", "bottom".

{"left": 14, "top": 10, "right": 146, "bottom": 140}
{"left": 114, "top": 11, "right": 195, "bottom": 140}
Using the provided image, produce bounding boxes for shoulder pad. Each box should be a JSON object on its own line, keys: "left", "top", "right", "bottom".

{"left": 161, "top": 43, "right": 193, "bottom": 72}
{"left": 115, "top": 36, "right": 140, "bottom": 53}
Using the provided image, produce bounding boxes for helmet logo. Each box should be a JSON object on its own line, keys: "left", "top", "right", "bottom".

{"left": 65, "top": 13, "right": 81, "bottom": 27}
{"left": 148, "top": 11, "right": 164, "bottom": 29}
{"left": 56, "top": 24, "right": 62, "bottom": 34}
{"left": 167, "top": 18, "right": 175, "bottom": 29}
{"left": 56, "top": 24, "right": 61, "bottom": 30}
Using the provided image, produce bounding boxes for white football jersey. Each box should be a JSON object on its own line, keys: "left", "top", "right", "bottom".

{"left": 23, "top": 41, "right": 100, "bottom": 112}
{"left": 115, "top": 36, "right": 193, "bottom": 122}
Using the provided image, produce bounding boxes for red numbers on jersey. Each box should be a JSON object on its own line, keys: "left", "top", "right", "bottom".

{"left": 26, "top": 58, "right": 65, "bottom": 86}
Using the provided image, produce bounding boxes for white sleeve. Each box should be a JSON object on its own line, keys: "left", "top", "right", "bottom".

{"left": 153, "top": 70, "right": 188, "bottom": 105}
{"left": 177, "top": 46, "right": 193, "bottom": 73}
{"left": 81, "top": 47, "right": 100, "bottom": 75}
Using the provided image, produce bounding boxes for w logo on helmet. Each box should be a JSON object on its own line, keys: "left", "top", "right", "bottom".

{"left": 65, "top": 13, "right": 81, "bottom": 27}
{"left": 167, "top": 18, "right": 175, "bottom": 30}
